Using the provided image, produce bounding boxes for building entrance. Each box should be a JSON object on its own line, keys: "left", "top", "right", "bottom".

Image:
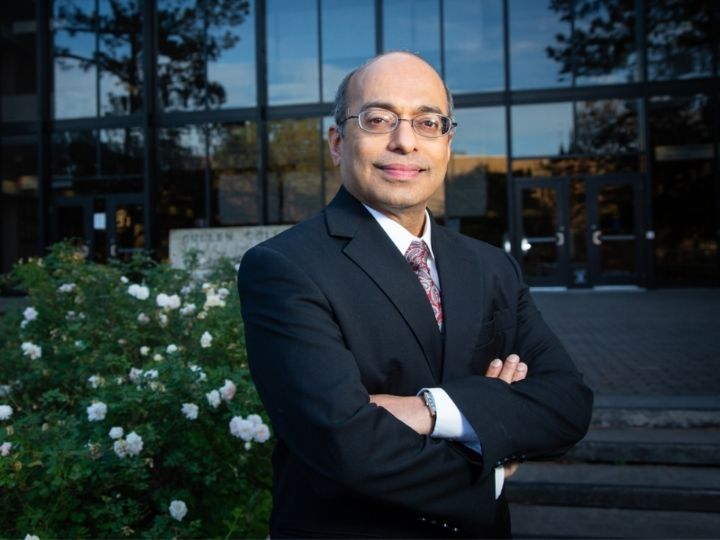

{"left": 51, "top": 194, "right": 145, "bottom": 263}
{"left": 514, "top": 175, "right": 644, "bottom": 288}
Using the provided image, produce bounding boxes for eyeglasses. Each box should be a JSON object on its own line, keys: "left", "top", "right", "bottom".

{"left": 339, "top": 108, "right": 457, "bottom": 138}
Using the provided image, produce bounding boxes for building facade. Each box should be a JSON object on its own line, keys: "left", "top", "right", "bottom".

{"left": 1, "top": 0, "right": 718, "bottom": 288}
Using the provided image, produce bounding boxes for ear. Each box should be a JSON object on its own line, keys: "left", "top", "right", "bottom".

{"left": 328, "top": 125, "right": 343, "bottom": 166}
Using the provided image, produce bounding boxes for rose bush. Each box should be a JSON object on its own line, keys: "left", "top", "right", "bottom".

{"left": 0, "top": 243, "right": 272, "bottom": 538}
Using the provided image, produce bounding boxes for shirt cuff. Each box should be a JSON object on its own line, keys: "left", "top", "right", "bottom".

{"left": 495, "top": 465, "right": 505, "bottom": 499}
{"left": 420, "top": 387, "right": 481, "bottom": 450}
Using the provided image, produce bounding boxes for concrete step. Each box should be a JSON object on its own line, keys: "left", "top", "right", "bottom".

{"left": 509, "top": 504, "right": 720, "bottom": 539}
{"left": 591, "top": 395, "right": 720, "bottom": 429}
{"left": 566, "top": 427, "right": 720, "bottom": 466}
{"left": 505, "top": 463, "right": 720, "bottom": 512}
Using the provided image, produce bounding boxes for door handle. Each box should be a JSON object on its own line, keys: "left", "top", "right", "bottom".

{"left": 110, "top": 244, "right": 117, "bottom": 257}
{"left": 555, "top": 231, "right": 565, "bottom": 246}
{"left": 592, "top": 230, "right": 603, "bottom": 246}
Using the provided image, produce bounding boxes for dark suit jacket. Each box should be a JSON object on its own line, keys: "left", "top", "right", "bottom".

{"left": 237, "top": 187, "right": 593, "bottom": 538}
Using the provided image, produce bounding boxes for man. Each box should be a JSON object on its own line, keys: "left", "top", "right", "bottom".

{"left": 238, "top": 52, "right": 593, "bottom": 538}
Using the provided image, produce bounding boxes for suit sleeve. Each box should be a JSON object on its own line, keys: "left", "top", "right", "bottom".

{"left": 238, "top": 244, "right": 499, "bottom": 529}
{"left": 441, "top": 252, "right": 594, "bottom": 478}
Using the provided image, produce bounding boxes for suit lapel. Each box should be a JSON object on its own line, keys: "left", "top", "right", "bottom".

{"left": 326, "top": 188, "right": 443, "bottom": 381}
{"left": 432, "top": 225, "right": 487, "bottom": 382}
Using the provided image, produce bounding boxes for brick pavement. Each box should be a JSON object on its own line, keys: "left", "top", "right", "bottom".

{"left": 532, "top": 289, "right": 720, "bottom": 396}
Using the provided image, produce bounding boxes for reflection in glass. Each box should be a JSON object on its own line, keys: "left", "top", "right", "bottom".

{"left": 209, "top": 122, "right": 259, "bottom": 225}
{"left": 267, "top": 0, "right": 319, "bottom": 104}
{"left": 647, "top": 0, "right": 713, "bottom": 81}
{"left": 649, "top": 94, "right": 713, "bottom": 148}
{"left": 512, "top": 103, "right": 573, "bottom": 157}
{"left": 444, "top": 0, "right": 504, "bottom": 93}
{"left": 321, "top": 0, "right": 375, "bottom": 102}
{"left": 574, "top": 100, "right": 639, "bottom": 154}
{"left": 569, "top": 179, "right": 588, "bottom": 285}
{"left": 158, "top": 126, "right": 207, "bottom": 258}
{"left": 512, "top": 156, "right": 640, "bottom": 178}
{"left": 447, "top": 107, "right": 507, "bottom": 246}
{"left": 520, "top": 186, "right": 559, "bottom": 277}
{"left": 1, "top": 2, "right": 38, "bottom": 123}
{"left": 52, "top": 131, "right": 97, "bottom": 177}
{"left": 207, "top": 0, "right": 256, "bottom": 108}
{"left": 549, "top": 0, "right": 638, "bottom": 86}
{"left": 383, "top": 0, "right": 441, "bottom": 72}
{"left": 268, "top": 118, "right": 322, "bottom": 223}
{"left": 596, "top": 184, "right": 636, "bottom": 275}
{"left": 98, "top": 0, "right": 143, "bottom": 115}
{"left": 100, "top": 129, "right": 144, "bottom": 175}
{"left": 1, "top": 142, "right": 40, "bottom": 273}
{"left": 53, "top": 0, "right": 97, "bottom": 119}
{"left": 113, "top": 203, "right": 145, "bottom": 261}
{"left": 322, "top": 116, "right": 342, "bottom": 204}
{"left": 509, "top": 0, "right": 569, "bottom": 89}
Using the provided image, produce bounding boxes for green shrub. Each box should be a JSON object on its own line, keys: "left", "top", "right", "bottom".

{"left": 0, "top": 243, "right": 272, "bottom": 538}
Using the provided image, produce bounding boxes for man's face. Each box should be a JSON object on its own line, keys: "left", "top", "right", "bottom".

{"left": 328, "top": 53, "right": 453, "bottom": 222}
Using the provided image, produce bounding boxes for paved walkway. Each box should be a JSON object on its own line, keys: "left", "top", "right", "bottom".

{"left": 532, "top": 289, "right": 720, "bottom": 397}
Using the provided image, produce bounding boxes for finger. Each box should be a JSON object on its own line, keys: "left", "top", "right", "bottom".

{"left": 512, "top": 362, "right": 528, "bottom": 382}
{"left": 504, "top": 462, "right": 520, "bottom": 479}
{"left": 485, "top": 358, "right": 503, "bottom": 378}
{"left": 498, "top": 354, "right": 520, "bottom": 383}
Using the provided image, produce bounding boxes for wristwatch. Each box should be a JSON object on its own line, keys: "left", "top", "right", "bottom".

{"left": 421, "top": 390, "right": 437, "bottom": 433}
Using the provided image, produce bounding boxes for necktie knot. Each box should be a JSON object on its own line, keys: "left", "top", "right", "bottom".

{"left": 405, "top": 240, "right": 430, "bottom": 272}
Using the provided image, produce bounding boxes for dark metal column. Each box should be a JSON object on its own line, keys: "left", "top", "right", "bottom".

{"left": 255, "top": 0, "right": 269, "bottom": 224}
{"left": 142, "top": 0, "right": 158, "bottom": 254}
{"left": 37, "top": 0, "right": 52, "bottom": 253}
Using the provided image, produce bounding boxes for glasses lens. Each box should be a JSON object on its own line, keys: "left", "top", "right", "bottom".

{"left": 413, "top": 114, "right": 449, "bottom": 137}
{"left": 358, "top": 109, "right": 397, "bottom": 133}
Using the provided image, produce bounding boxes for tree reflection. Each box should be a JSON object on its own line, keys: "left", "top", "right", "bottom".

{"left": 53, "top": 0, "right": 251, "bottom": 114}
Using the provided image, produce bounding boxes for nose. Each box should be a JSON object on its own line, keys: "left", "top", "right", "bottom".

{"left": 387, "top": 118, "right": 417, "bottom": 154}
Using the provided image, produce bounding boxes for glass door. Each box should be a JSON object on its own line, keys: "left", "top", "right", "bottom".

{"left": 52, "top": 197, "right": 94, "bottom": 258}
{"left": 107, "top": 195, "right": 145, "bottom": 262}
{"left": 585, "top": 176, "right": 643, "bottom": 286}
{"left": 515, "top": 179, "right": 570, "bottom": 286}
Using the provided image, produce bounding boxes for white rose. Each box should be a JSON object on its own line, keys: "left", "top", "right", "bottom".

{"left": 86, "top": 401, "right": 107, "bottom": 422}
{"left": 129, "top": 367, "right": 143, "bottom": 384}
{"left": 140, "top": 346, "right": 150, "bottom": 356}
{"left": 156, "top": 293, "right": 170, "bottom": 307}
{"left": 157, "top": 313, "right": 169, "bottom": 327}
{"left": 219, "top": 379, "right": 236, "bottom": 401}
{"left": 200, "top": 331, "right": 213, "bottom": 348}
{"left": 109, "top": 426, "right": 124, "bottom": 439}
{"left": 166, "top": 344, "right": 178, "bottom": 354}
{"left": 125, "top": 431, "right": 144, "bottom": 456}
{"left": 113, "top": 439, "right": 129, "bottom": 458}
{"left": 21, "top": 342, "right": 42, "bottom": 360}
{"left": 206, "top": 389, "right": 221, "bottom": 409}
{"left": 167, "top": 294, "right": 181, "bottom": 310}
{"left": 0, "top": 442, "right": 12, "bottom": 456}
{"left": 87, "top": 375, "right": 104, "bottom": 389}
{"left": 144, "top": 369, "right": 159, "bottom": 380}
{"left": 137, "top": 312, "right": 150, "bottom": 324}
{"left": 229, "top": 416, "right": 254, "bottom": 441}
{"left": 168, "top": 500, "right": 188, "bottom": 522}
{"left": 253, "top": 423, "right": 271, "bottom": 443}
{"left": 23, "top": 307, "right": 38, "bottom": 321}
{"left": 58, "top": 283, "right": 76, "bottom": 293}
{"left": 24, "top": 534, "right": 40, "bottom": 540}
{"left": 246, "top": 414, "right": 263, "bottom": 426}
{"left": 0, "top": 405, "right": 13, "bottom": 421}
{"left": 181, "top": 403, "right": 199, "bottom": 420}
{"left": 180, "top": 303, "right": 196, "bottom": 316}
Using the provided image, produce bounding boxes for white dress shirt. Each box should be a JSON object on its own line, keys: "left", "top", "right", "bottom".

{"left": 363, "top": 204, "right": 505, "bottom": 498}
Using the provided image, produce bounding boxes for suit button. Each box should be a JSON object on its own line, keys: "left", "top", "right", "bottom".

{"left": 453, "top": 527, "right": 459, "bottom": 533}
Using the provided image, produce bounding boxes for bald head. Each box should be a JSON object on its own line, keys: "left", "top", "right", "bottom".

{"left": 332, "top": 52, "right": 454, "bottom": 135}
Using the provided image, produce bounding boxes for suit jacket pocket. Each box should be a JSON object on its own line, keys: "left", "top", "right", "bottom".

{"left": 471, "top": 308, "right": 513, "bottom": 372}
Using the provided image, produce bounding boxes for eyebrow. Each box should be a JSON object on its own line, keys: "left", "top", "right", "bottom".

{"left": 359, "top": 101, "right": 445, "bottom": 115}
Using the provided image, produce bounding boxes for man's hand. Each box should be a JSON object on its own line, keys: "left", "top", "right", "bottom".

{"left": 369, "top": 394, "right": 433, "bottom": 435}
{"left": 484, "top": 353, "right": 527, "bottom": 383}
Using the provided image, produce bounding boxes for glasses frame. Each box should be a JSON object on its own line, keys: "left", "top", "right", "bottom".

{"left": 339, "top": 109, "right": 458, "bottom": 138}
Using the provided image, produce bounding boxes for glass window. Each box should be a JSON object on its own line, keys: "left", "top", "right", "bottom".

{"left": 208, "top": 122, "right": 259, "bottom": 225}
{"left": 98, "top": 0, "right": 143, "bottom": 116}
{"left": 157, "top": 0, "right": 206, "bottom": 111}
{"left": 268, "top": 118, "right": 322, "bottom": 223}
{"left": 574, "top": 100, "right": 639, "bottom": 154}
{"left": 52, "top": 130, "right": 98, "bottom": 178}
{"left": 383, "top": 0, "right": 441, "bottom": 72}
{"left": 157, "top": 126, "right": 207, "bottom": 258}
{"left": 509, "top": 0, "right": 570, "bottom": 89}
{"left": 322, "top": 116, "right": 342, "bottom": 204}
{"left": 207, "top": 0, "right": 257, "bottom": 108}
{"left": 99, "top": 128, "right": 144, "bottom": 175}
{"left": 511, "top": 103, "right": 573, "bottom": 157}
{"left": 447, "top": 107, "right": 507, "bottom": 246}
{"left": 321, "top": 0, "right": 375, "bottom": 102}
{"left": 444, "top": 0, "right": 504, "bottom": 93}
{"left": 1, "top": 2, "right": 37, "bottom": 123}
{"left": 53, "top": 0, "right": 97, "bottom": 119}
{"left": 573, "top": 0, "right": 638, "bottom": 85}
{"left": 1, "top": 141, "right": 40, "bottom": 274}
{"left": 647, "top": 0, "right": 714, "bottom": 81}
{"left": 267, "top": 0, "right": 319, "bottom": 104}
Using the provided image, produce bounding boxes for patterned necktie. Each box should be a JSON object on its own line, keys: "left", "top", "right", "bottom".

{"left": 405, "top": 240, "right": 443, "bottom": 330}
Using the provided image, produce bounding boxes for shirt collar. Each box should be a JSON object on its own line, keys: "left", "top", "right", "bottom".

{"left": 362, "top": 204, "right": 435, "bottom": 260}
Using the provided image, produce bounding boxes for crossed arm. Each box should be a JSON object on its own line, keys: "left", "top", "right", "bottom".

{"left": 370, "top": 354, "right": 528, "bottom": 479}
